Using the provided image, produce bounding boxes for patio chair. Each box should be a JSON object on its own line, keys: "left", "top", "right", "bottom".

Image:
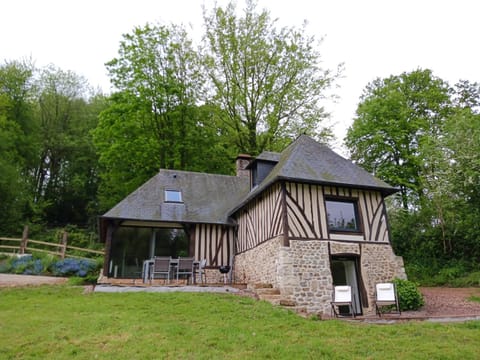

{"left": 194, "top": 258, "right": 207, "bottom": 284}
{"left": 331, "top": 285, "right": 355, "bottom": 318}
{"left": 150, "top": 257, "right": 172, "bottom": 284}
{"left": 176, "top": 257, "right": 195, "bottom": 284}
{"left": 375, "top": 282, "right": 401, "bottom": 317}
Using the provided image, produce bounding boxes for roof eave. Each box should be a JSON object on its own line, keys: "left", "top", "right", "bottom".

{"left": 276, "top": 176, "right": 399, "bottom": 196}
{"left": 98, "top": 215, "right": 236, "bottom": 227}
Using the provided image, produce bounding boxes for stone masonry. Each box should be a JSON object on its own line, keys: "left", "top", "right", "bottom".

{"left": 234, "top": 238, "right": 406, "bottom": 316}
{"left": 278, "top": 240, "right": 333, "bottom": 315}
{"left": 359, "top": 243, "right": 407, "bottom": 314}
{"left": 233, "top": 236, "right": 283, "bottom": 285}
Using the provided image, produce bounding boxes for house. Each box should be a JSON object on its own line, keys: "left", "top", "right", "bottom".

{"left": 98, "top": 135, "right": 406, "bottom": 316}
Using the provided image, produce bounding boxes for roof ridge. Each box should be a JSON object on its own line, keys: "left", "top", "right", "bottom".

{"left": 159, "top": 168, "right": 240, "bottom": 179}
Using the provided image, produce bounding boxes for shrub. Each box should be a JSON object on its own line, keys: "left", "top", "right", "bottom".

{"left": 10, "top": 255, "right": 43, "bottom": 275}
{"left": 67, "top": 274, "right": 98, "bottom": 285}
{"left": 0, "top": 257, "right": 12, "bottom": 273}
{"left": 393, "top": 278, "right": 424, "bottom": 311}
{"left": 50, "top": 258, "right": 97, "bottom": 277}
{"left": 449, "top": 271, "right": 480, "bottom": 287}
{"left": 0, "top": 253, "right": 102, "bottom": 280}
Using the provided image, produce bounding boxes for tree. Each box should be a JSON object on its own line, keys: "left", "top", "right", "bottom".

{"left": 345, "top": 69, "right": 451, "bottom": 209}
{"left": 349, "top": 72, "right": 480, "bottom": 269}
{"left": 31, "top": 64, "right": 102, "bottom": 226}
{"left": 202, "top": 0, "right": 339, "bottom": 155}
{"left": 96, "top": 23, "right": 235, "bottom": 210}
{"left": 439, "top": 98, "right": 480, "bottom": 261}
{"left": 0, "top": 60, "right": 36, "bottom": 233}
{"left": 105, "top": 23, "right": 205, "bottom": 169}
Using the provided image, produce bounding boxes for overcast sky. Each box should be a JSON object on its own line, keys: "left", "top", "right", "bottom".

{"left": 1, "top": 0, "right": 479, "bottom": 152}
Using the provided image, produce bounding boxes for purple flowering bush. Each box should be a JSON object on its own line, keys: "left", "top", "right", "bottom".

{"left": 50, "top": 258, "right": 97, "bottom": 277}
{"left": 6, "top": 255, "right": 43, "bottom": 275}
{"left": 0, "top": 254, "right": 101, "bottom": 281}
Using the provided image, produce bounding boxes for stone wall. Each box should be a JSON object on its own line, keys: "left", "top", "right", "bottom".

{"left": 233, "top": 236, "right": 283, "bottom": 285}
{"left": 234, "top": 237, "right": 407, "bottom": 316}
{"left": 359, "top": 243, "right": 407, "bottom": 313}
{"left": 278, "top": 240, "right": 333, "bottom": 315}
{"left": 330, "top": 241, "right": 360, "bottom": 255}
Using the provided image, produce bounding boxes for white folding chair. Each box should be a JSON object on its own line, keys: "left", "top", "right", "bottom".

{"left": 331, "top": 285, "right": 355, "bottom": 318}
{"left": 375, "top": 282, "right": 401, "bottom": 316}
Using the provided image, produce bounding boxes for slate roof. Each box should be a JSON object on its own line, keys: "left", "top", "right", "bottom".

{"left": 102, "top": 135, "right": 396, "bottom": 225}
{"left": 272, "top": 135, "right": 395, "bottom": 191}
{"left": 102, "top": 169, "right": 250, "bottom": 225}
{"left": 229, "top": 135, "right": 397, "bottom": 214}
{"left": 250, "top": 151, "right": 281, "bottom": 164}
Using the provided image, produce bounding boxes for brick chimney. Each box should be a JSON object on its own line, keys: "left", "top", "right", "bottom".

{"left": 236, "top": 154, "right": 252, "bottom": 177}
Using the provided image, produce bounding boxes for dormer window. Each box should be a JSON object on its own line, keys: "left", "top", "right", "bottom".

{"left": 251, "top": 160, "right": 277, "bottom": 188}
{"left": 165, "top": 190, "right": 182, "bottom": 203}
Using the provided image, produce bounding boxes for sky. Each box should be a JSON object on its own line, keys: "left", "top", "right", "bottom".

{"left": 1, "top": 0, "right": 479, "bottom": 153}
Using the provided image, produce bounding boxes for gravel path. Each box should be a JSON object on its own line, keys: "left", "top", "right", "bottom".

{"left": 0, "top": 273, "right": 68, "bottom": 287}
{"left": 413, "top": 287, "right": 480, "bottom": 317}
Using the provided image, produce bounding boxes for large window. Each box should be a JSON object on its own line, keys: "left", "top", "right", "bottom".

{"left": 325, "top": 199, "right": 361, "bottom": 232}
{"left": 109, "top": 227, "right": 189, "bottom": 278}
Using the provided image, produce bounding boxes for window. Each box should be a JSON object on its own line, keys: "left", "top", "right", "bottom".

{"left": 165, "top": 189, "right": 182, "bottom": 203}
{"left": 325, "top": 199, "right": 360, "bottom": 232}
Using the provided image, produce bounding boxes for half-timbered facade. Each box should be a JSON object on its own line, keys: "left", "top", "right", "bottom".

{"left": 99, "top": 135, "right": 406, "bottom": 315}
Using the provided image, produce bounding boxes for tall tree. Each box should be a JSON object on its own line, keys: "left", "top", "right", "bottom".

{"left": 32, "top": 65, "right": 101, "bottom": 226}
{"left": 0, "top": 60, "right": 37, "bottom": 233}
{"left": 439, "top": 89, "right": 480, "bottom": 261}
{"left": 202, "top": 0, "right": 339, "bottom": 155}
{"left": 349, "top": 72, "right": 480, "bottom": 268}
{"left": 96, "top": 23, "right": 234, "bottom": 210}
{"left": 345, "top": 69, "right": 451, "bottom": 209}
{"left": 105, "top": 23, "right": 205, "bottom": 169}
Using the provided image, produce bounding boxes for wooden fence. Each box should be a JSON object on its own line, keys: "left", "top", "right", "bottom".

{"left": 0, "top": 226, "right": 104, "bottom": 259}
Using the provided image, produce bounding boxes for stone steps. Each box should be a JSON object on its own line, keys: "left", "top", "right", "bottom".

{"left": 251, "top": 283, "right": 299, "bottom": 311}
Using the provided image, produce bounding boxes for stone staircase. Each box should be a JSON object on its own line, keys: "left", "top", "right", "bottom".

{"left": 249, "top": 283, "right": 300, "bottom": 313}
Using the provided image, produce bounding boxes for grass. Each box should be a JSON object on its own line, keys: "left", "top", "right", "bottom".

{"left": 0, "top": 286, "right": 479, "bottom": 359}
{"left": 468, "top": 295, "right": 480, "bottom": 304}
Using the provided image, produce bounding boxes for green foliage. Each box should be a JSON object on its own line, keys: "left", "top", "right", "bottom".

{"left": 96, "top": 23, "right": 241, "bottom": 209}
{"left": 349, "top": 71, "right": 480, "bottom": 274}
{"left": 407, "top": 260, "right": 480, "bottom": 287}
{"left": 0, "top": 60, "right": 104, "bottom": 233}
{"left": 0, "top": 60, "right": 36, "bottom": 234}
{"left": 50, "top": 258, "right": 99, "bottom": 277}
{"left": 455, "top": 272, "right": 480, "bottom": 287}
{"left": 468, "top": 295, "right": 480, "bottom": 304}
{"left": 203, "top": 0, "right": 339, "bottom": 155}
{"left": 0, "top": 253, "right": 101, "bottom": 279}
{"left": 393, "top": 278, "right": 425, "bottom": 311}
{"left": 0, "top": 254, "right": 43, "bottom": 275}
{"left": 67, "top": 274, "right": 98, "bottom": 285}
{"left": 31, "top": 65, "right": 104, "bottom": 226}
{"left": 59, "top": 225, "right": 100, "bottom": 250}
{"left": 346, "top": 69, "right": 451, "bottom": 209}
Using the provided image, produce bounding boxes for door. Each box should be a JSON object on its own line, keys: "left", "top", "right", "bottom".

{"left": 331, "top": 257, "right": 362, "bottom": 315}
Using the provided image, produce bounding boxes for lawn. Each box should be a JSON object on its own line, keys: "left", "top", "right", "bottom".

{"left": 0, "top": 286, "right": 479, "bottom": 359}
